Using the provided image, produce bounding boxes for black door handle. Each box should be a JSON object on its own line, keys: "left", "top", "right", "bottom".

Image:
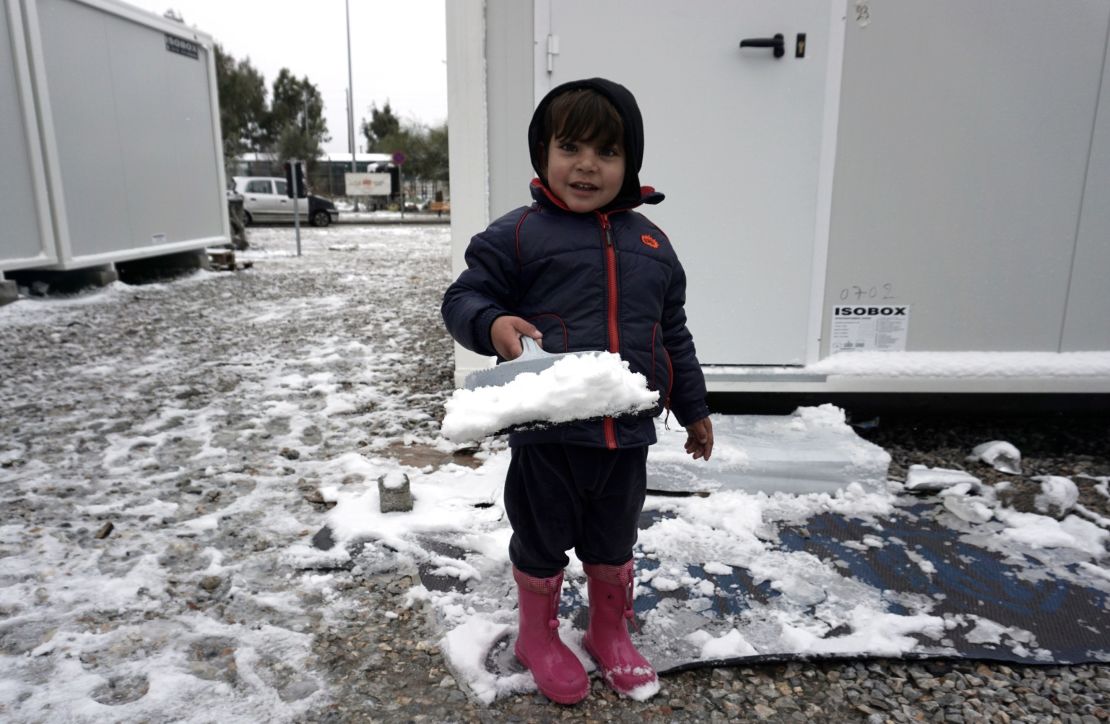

{"left": 739, "top": 33, "right": 784, "bottom": 58}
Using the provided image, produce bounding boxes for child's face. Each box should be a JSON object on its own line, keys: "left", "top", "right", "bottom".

{"left": 544, "top": 135, "right": 626, "bottom": 213}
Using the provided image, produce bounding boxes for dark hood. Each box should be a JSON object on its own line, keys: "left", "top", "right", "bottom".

{"left": 528, "top": 77, "right": 655, "bottom": 212}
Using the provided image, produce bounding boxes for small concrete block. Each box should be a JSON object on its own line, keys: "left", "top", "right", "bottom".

{"left": 378, "top": 472, "right": 413, "bottom": 513}
{"left": 88, "top": 268, "right": 118, "bottom": 287}
{"left": 0, "top": 280, "right": 17, "bottom": 306}
{"left": 311, "top": 526, "right": 335, "bottom": 550}
{"left": 206, "top": 249, "right": 237, "bottom": 271}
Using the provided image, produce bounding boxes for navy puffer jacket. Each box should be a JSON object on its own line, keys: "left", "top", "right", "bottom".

{"left": 441, "top": 78, "right": 709, "bottom": 448}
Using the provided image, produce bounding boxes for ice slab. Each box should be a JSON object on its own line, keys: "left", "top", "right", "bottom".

{"left": 648, "top": 405, "right": 890, "bottom": 494}
{"left": 905, "top": 465, "right": 982, "bottom": 493}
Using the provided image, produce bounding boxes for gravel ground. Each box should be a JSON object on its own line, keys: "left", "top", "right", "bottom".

{"left": 1, "top": 224, "right": 1107, "bottom": 723}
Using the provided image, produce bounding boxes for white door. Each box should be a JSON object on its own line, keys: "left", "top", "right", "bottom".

{"left": 272, "top": 179, "right": 296, "bottom": 220}
{"left": 274, "top": 179, "right": 311, "bottom": 220}
{"left": 537, "top": 1, "right": 843, "bottom": 365}
{"left": 243, "top": 179, "right": 278, "bottom": 221}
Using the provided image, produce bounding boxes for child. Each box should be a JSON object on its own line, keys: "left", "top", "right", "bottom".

{"left": 442, "top": 78, "right": 713, "bottom": 704}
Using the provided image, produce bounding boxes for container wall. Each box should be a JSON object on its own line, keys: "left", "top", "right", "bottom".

{"left": 446, "top": 0, "right": 493, "bottom": 385}
{"left": 823, "top": 1, "right": 1110, "bottom": 354}
{"left": 34, "top": 0, "right": 225, "bottom": 264}
{"left": 1061, "top": 22, "right": 1110, "bottom": 352}
{"left": 1, "top": 0, "right": 53, "bottom": 270}
{"left": 486, "top": 0, "right": 533, "bottom": 220}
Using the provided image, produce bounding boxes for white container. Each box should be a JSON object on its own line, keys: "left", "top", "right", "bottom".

{"left": 1, "top": 0, "right": 228, "bottom": 273}
{"left": 1, "top": 0, "right": 56, "bottom": 270}
{"left": 446, "top": 0, "right": 1110, "bottom": 395}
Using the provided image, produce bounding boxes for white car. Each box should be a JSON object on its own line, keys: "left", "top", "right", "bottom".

{"left": 232, "top": 176, "right": 339, "bottom": 227}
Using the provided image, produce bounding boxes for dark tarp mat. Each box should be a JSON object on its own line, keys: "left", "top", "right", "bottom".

{"left": 416, "top": 493, "right": 1109, "bottom": 696}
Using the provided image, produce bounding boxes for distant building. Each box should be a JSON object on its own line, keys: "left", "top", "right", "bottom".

{"left": 230, "top": 152, "right": 395, "bottom": 197}
{"left": 229, "top": 152, "right": 447, "bottom": 211}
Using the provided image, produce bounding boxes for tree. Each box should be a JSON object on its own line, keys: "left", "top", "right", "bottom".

{"left": 356, "top": 102, "right": 450, "bottom": 200}
{"left": 268, "top": 69, "right": 329, "bottom": 167}
{"left": 214, "top": 45, "right": 268, "bottom": 161}
{"left": 274, "top": 126, "right": 319, "bottom": 170}
{"left": 360, "top": 102, "right": 401, "bottom": 151}
{"left": 375, "top": 127, "right": 415, "bottom": 158}
{"left": 380, "top": 121, "right": 449, "bottom": 183}
{"left": 420, "top": 123, "right": 449, "bottom": 184}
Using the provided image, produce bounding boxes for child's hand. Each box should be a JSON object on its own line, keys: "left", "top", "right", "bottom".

{"left": 684, "top": 417, "right": 714, "bottom": 461}
{"left": 490, "top": 316, "right": 542, "bottom": 360}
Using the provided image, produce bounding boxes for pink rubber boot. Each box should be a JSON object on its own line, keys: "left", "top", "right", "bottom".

{"left": 512, "top": 567, "right": 589, "bottom": 704}
{"left": 582, "top": 560, "right": 660, "bottom": 699}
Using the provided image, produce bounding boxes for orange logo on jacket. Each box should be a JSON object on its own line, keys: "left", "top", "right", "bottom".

{"left": 640, "top": 234, "right": 660, "bottom": 249}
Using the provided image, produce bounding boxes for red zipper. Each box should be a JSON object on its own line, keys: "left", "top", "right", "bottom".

{"left": 599, "top": 213, "right": 619, "bottom": 449}
{"left": 651, "top": 323, "right": 674, "bottom": 410}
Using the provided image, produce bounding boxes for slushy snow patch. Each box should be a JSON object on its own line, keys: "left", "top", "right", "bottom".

{"left": 441, "top": 352, "right": 658, "bottom": 442}
{"left": 996, "top": 510, "right": 1108, "bottom": 557}
{"left": 904, "top": 549, "right": 937, "bottom": 575}
{"left": 599, "top": 667, "right": 659, "bottom": 701}
{"left": 442, "top": 617, "right": 532, "bottom": 705}
{"left": 779, "top": 607, "right": 947, "bottom": 657}
{"left": 688, "top": 628, "right": 758, "bottom": 659}
{"left": 791, "top": 403, "right": 848, "bottom": 427}
{"left": 959, "top": 616, "right": 1050, "bottom": 660}
{"left": 1033, "top": 476, "right": 1079, "bottom": 516}
{"left": 967, "top": 441, "right": 1022, "bottom": 474}
{"left": 650, "top": 576, "right": 682, "bottom": 592}
{"left": 623, "top": 678, "right": 661, "bottom": 702}
{"left": 942, "top": 493, "right": 994, "bottom": 524}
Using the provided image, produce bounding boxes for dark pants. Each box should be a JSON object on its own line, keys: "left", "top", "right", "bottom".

{"left": 504, "top": 443, "right": 649, "bottom": 578}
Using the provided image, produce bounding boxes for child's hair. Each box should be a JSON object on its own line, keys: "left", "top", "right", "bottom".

{"left": 544, "top": 89, "right": 624, "bottom": 149}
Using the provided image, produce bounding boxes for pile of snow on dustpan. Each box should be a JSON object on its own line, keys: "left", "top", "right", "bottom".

{"left": 441, "top": 337, "right": 658, "bottom": 442}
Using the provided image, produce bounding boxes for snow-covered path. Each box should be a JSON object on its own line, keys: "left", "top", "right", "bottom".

{"left": 0, "top": 226, "right": 454, "bottom": 721}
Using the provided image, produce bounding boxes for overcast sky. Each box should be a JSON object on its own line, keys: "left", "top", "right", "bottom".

{"left": 127, "top": 0, "right": 448, "bottom": 154}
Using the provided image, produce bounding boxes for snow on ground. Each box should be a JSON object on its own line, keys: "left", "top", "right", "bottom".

{"left": 1034, "top": 475, "right": 1079, "bottom": 516}
{"left": 0, "top": 225, "right": 454, "bottom": 721}
{"left": 331, "top": 205, "right": 448, "bottom": 224}
{"left": 806, "top": 350, "right": 1110, "bottom": 377}
{"left": 1, "top": 224, "right": 1108, "bottom": 714}
{"left": 967, "top": 440, "right": 1023, "bottom": 474}
{"left": 408, "top": 456, "right": 1108, "bottom": 702}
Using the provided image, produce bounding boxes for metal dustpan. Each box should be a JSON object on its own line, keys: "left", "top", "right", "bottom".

{"left": 464, "top": 336, "right": 591, "bottom": 390}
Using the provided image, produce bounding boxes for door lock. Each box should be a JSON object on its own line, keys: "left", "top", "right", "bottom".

{"left": 739, "top": 33, "right": 784, "bottom": 58}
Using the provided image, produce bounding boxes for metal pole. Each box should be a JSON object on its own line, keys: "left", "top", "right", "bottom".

{"left": 345, "top": 0, "right": 358, "bottom": 212}
{"left": 293, "top": 161, "right": 302, "bottom": 257}
{"left": 344, "top": 88, "right": 350, "bottom": 202}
